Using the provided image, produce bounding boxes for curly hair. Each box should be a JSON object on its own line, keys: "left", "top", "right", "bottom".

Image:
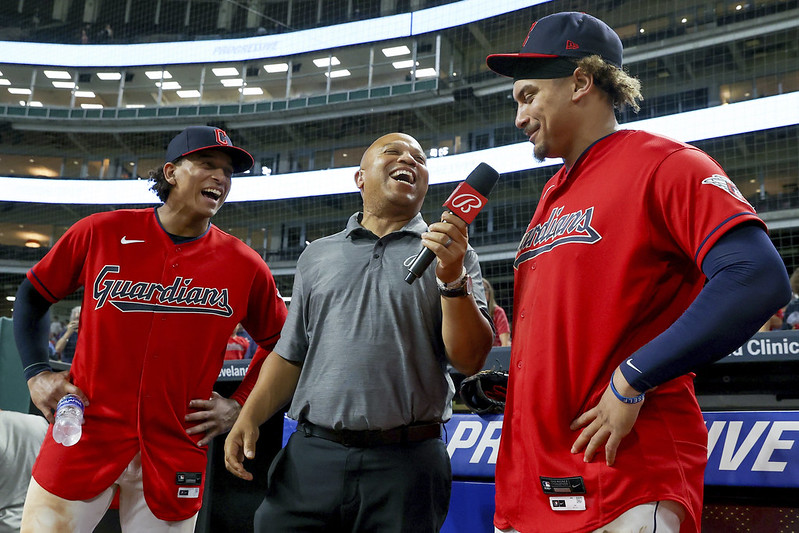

{"left": 575, "top": 55, "right": 643, "bottom": 113}
{"left": 148, "top": 157, "right": 185, "bottom": 202}
{"left": 148, "top": 165, "right": 171, "bottom": 203}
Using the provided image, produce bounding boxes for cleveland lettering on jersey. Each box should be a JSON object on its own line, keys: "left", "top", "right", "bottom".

{"left": 514, "top": 206, "right": 602, "bottom": 268}
{"left": 93, "top": 265, "right": 233, "bottom": 316}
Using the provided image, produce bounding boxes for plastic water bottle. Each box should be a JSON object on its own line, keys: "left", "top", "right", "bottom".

{"left": 53, "top": 394, "right": 84, "bottom": 447}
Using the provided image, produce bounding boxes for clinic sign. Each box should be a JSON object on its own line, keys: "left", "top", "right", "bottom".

{"left": 718, "top": 329, "right": 799, "bottom": 363}
{"left": 441, "top": 412, "right": 799, "bottom": 488}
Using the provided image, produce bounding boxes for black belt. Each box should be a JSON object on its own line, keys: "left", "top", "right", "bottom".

{"left": 299, "top": 421, "right": 442, "bottom": 447}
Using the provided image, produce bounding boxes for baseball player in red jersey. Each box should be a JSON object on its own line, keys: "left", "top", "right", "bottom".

{"left": 13, "top": 126, "right": 287, "bottom": 532}
{"left": 485, "top": 12, "right": 790, "bottom": 533}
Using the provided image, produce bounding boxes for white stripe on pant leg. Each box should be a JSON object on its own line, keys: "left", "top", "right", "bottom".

{"left": 494, "top": 501, "right": 681, "bottom": 533}
{"left": 592, "top": 501, "right": 681, "bottom": 533}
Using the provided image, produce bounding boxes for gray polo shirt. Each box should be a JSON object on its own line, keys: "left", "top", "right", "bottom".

{"left": 276, "top": 212, "right": 488, "bottom": 431}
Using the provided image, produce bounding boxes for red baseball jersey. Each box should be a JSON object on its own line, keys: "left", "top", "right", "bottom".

{"left": 27, "top": 208, "right": 287, "bottom": 521}
{"left": 494, "top": 130, "right": 764, "bottom": 533}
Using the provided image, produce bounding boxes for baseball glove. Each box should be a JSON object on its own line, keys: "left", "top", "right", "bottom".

{"left": 459, "top": 369, "right": 508, "bottom": 414}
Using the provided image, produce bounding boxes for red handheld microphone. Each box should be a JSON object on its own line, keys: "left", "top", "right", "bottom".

{"left": 404, "top": 162, "right": 499, "bottom": 284}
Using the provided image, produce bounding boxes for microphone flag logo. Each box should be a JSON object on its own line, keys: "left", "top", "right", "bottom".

{"left": 443, "top": 182, "right": 488, "bottom": 224}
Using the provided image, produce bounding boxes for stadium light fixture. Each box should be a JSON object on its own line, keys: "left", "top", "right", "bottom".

{"left": 392, "top": 60, "right": 418, "bottom": 69}
{"left": 43, "top": 70, "right": 71, "bottom": 79}
{"left": 415, "top": 68, "right": 437, "bottom": 78}
{"left": 313, "top": 57, "right": 340, "bottom": 68}
{"left": 145, "top": 70, "right": 172, "bottom": 80}
{"left": 263, "top": 63, "right": 289, "bottom": 73}
{"left": 155, "top": 81, "right": 181, "bottom": 89}
{"left": 212, "top": 67, "right": 240, "bottom": 77}
{"left": 382, "top": 45, "right": 411, "bottom": 57}
{"left": 96, "top": 72, "right": 122, "bottom": 80}
{"left": 324, "top": 69, "right": 351, "bottom": 78}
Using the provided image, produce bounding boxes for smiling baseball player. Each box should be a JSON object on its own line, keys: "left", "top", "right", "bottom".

{"left": 13, "top": 126, "right": 287, "bottom": 532}
{"left": 485, "top": 12, "right": 790, "bottom": 533}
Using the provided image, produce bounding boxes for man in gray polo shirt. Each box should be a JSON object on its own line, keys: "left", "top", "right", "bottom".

{"left": 225, "top": 132, "right": 494, "bottom": 532}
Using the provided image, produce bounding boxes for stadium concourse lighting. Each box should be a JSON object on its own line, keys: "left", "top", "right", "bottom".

{"left": 392, "top": 60, "right": 418, "bottom": 69}
{"left": 313, "top": 57, "right": 340, "bottom": 68}
{"left": 212, "top": 67, "right": 239, "bottom": 77}
{"left": 415, "top": 68, "right": 437, "bottom": 78}
{"left": 74, "top": 91, "right": 95, "bottom": 98}
{"left": 240, "top": 87, "right": 263, "bottom": 95}
{"left": 8, "top": 88, "right": 31, "bottom": 94}
{"left": 155, "top": 81, "right": 181, "bottom": 90}
{"left": 220, "top": 78, "right": 244, "bottom": 87}
{"left": 96, "top": 72, "right": 122, "bottom": 80}
{"left": 382, "top": 45, "right": 411, "bottom": 57}
{"left": 263, "top": 63, "right": 289, "bottom": 73}
{"left": 324, "top": 69, "right": 350, "bottom": 78}
{"left": 52, "top": 81, "right": 75, "bottom": 88}
{"left": 176, "top": 90, "right": 200, "bottom": 98}
{"left": 43, "top": 70, "right": 71, "bottom": 79}
{"left": 145, "top": 70, "right": 172, "bottom": 79}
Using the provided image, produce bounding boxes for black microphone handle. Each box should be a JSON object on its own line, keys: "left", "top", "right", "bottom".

{"left": 404, "top": 247, "right": 437, "bottom": 284}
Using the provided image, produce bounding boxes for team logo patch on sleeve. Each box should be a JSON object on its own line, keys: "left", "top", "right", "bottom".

{"left": 701, "top": 174, "right": 753, "bottom": 208}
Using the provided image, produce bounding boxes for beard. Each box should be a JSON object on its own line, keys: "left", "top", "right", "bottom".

{"left": 533, "top": 141, "right": 548, "bottom": 163}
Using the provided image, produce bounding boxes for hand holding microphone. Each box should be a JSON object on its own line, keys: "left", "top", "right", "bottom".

{"left": 405, "top": 162, "right": 500, "bottom": 284}
{"left": 423, "top": 213, "right": 470, "bottom": 284}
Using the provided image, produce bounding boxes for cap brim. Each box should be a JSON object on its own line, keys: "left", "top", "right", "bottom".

{"left": 180, "top": 145, "right": 254, "bottom": 174}
{"left": 486, "top": 52, "right": 559, "bottom": 78}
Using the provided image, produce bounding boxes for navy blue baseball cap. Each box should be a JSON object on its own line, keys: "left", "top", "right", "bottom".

{"left": 166, "top": 126, "right": 254, "bottom": 173}
{"left": 486, "top": 12, "right": 623, "bottom": 79}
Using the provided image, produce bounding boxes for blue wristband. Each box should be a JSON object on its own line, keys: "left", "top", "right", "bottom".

{"left": 610, "top": 377, "right": 645, "bottom": 404}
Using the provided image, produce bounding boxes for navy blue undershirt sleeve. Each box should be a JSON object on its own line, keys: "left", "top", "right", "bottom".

{"left": 13, "top": 278, "right": 55, "bottom": 380}
{"left": 619, "top": 224, "right": 791, "bottom": 393}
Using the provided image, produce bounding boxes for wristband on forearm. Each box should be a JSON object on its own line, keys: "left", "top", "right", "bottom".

{"left": 609, "top": 377, "right": 645, "bottom": 404}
